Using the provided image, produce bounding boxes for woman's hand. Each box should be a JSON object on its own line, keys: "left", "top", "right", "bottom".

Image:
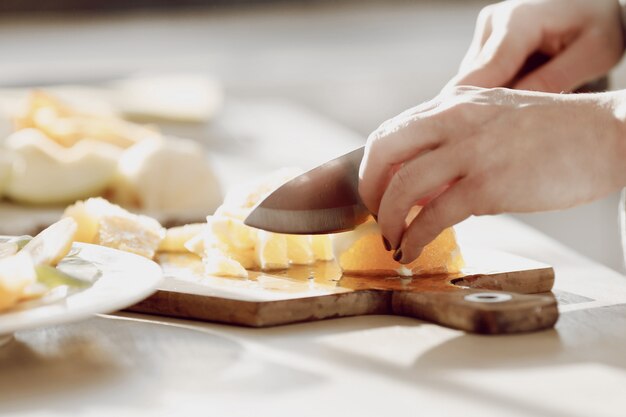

{"left": 448, "top": 0, "right": 625, "bottom": 92}
{"left": 359, "top": 87, "right": 626, "bottom": 263}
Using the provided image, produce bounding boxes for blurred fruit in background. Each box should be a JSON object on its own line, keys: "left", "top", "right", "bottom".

{"left": 0, "top": 74, "right": 224, "bottom": 228}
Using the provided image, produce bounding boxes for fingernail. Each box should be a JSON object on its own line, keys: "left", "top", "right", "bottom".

{"left": 393, "top": 248, "right": 403, "bottom": 262}
{"left": 382, "top": 237, "right": 392, "bottom": 251}
{"left": 401, "top": 247, "right": 423, "bottom": 265}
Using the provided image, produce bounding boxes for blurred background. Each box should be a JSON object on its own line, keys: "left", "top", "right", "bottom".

{"left": 1, "top": 0, "right": 625, "bottom": 272}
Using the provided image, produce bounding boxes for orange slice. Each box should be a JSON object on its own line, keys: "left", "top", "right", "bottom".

{"left": 335, "top": 217, "right": 463, "bottom": 276}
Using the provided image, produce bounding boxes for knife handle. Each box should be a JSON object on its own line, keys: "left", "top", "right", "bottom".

{"left": 392, "top": 290, "right": 558, "bottom": 334}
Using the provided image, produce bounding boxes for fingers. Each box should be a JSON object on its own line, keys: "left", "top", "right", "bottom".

{"left": 373, "top": 99, "right": 442, "bottom": 140}
{"left": 396, "top": 179, "right": 473, "bottom": 264}
{"left": 358, "top": 109, "right": 448, "bottom": 215}
{"left": 377, "top": 145, "right": 465, "bottom": 250}
{"left": 514, "top": 32, "right": 619, "bottom": 93}
{"left": 458, "top": 5, "right": 495, "bottom": 74}
{"left": 391, "top": 96, "right": 442, "bottom": 121}
{"left": 448, "top": 10, "right": 541, "bottom": 89}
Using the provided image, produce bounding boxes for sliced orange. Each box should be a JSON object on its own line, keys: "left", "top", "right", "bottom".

{"left": 336, "top": 218, "right": 463, "bottom": 276}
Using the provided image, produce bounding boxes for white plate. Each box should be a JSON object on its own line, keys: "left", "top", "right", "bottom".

{"left": 0, "top": 240, "right": 162, "bottom": 336}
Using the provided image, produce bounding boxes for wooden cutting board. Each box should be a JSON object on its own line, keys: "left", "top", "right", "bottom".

{"left": 128, "top": 247, "right": 558, "bottom": 334}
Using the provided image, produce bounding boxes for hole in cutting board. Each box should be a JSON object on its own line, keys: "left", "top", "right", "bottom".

{"left": 464, "top": 293, "right": 513, "bottom": 303}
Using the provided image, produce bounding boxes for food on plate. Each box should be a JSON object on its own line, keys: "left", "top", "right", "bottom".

{"left": 334, "top": 216, "right": 463, "bottom": 276}
{"left": 0, "top": 252, "right": 37, "bottom": 311}
{"left": 14, "top": 91, "right": 158, "bottom": 148}
{"left": 0, "top": 236, "right": 31, "bottom": 259}
{"left": 64, "top": 197, "right": 165, "bottom": 259}
{"left": 0, "top": 218, "right": 78, "bottom": 312}
{"left": 112, "top": 73, "right": 223, "bottom": 122}
{"left": 3, "top": 128, "right": 120, "bottom": 204}
{"left": 21, "top": 217, "right": 77, "bottom": 266}
{"left": 0, "top": 90, "right": 222, "bottom": 215}
{"left": 0, "top": 242, "right": 18, "bottom": 259}
{"left": 108, "top": 137, "right": 222, "bottom": 214}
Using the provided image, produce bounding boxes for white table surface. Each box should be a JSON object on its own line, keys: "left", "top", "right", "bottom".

{"left": 1, "top": 97, "right": 626, "bottom": 416}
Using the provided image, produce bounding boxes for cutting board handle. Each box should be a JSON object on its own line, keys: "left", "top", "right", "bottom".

{"left": 392, "top": 290, "right": 558, "bottom": 334}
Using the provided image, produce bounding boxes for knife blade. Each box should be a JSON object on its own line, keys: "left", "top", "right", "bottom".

{"left": 244, "top": 146, "right": 371, "bottom": 234}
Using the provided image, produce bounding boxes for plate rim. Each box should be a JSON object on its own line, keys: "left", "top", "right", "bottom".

{"left": 0, "top": 239, "right": 163, "bottom": 335}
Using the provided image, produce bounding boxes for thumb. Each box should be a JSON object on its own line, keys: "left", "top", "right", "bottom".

{"left": 514, "top": 33, "right": 609, "bottom": 93}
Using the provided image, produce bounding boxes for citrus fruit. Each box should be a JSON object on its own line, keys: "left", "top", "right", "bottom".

{"left": 335, "top": 218, "right": 463, "bottom": 276}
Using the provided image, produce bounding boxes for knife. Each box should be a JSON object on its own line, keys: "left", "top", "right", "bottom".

{"left": 244, "top": 146, "right": 371, "bottom": 234}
